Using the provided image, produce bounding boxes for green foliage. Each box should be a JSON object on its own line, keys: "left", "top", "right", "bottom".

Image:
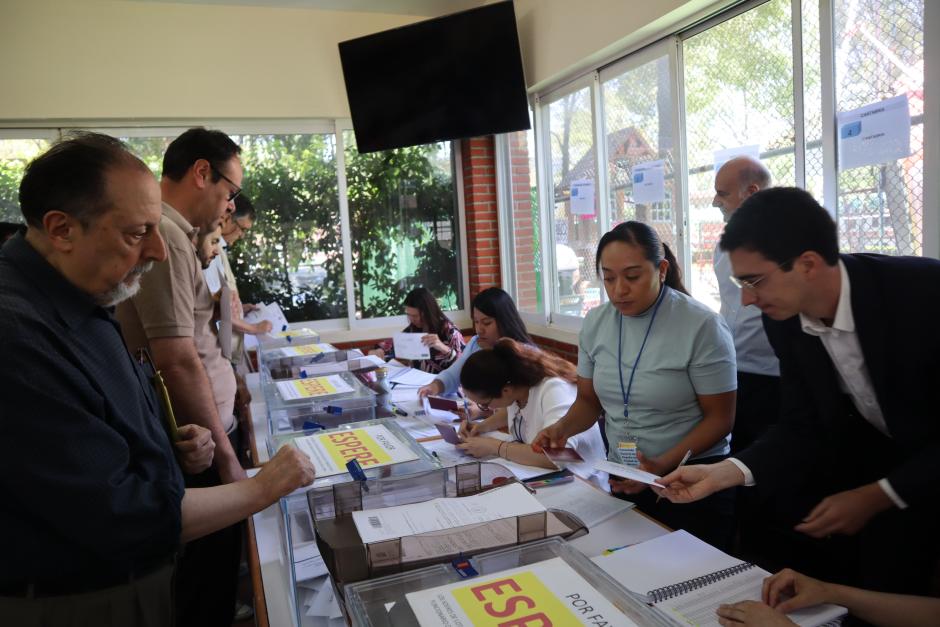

{"left": 0, "top": 159, "right": 26, "bottom": 222}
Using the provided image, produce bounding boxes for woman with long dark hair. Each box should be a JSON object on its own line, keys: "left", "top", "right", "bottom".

{"left": 370, "top": 287, "right": 465, "bottom": 373}
{"left": 418, "top": 287, "right": 532, "bottom": 399}
{"left": 456, "top": 339, "right": 604, "bottom": 470}
{"left": 533, "top": 221, "right": 738, "bottom": 550}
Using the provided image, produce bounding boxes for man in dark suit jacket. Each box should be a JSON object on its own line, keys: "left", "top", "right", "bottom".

{"left": 658, "top": 187, "right": 940, "bottom": 595}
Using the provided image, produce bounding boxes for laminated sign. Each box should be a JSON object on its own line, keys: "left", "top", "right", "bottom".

{"left": 292, "top": 424, "right": 419, "bottom": 478}
{"left": 406, "top": 557, "right": 636, "bottom": 626}
{"left": 275, "top": 374, "right": 354, "bottom": 400}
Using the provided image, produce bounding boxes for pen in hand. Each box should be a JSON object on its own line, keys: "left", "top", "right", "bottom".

{"left": 656, "top": 449, "right": 692, "bottom": 503}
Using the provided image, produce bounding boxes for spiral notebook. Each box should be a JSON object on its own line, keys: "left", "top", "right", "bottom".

{"left": 593, "top": 530, "right": 846, "bottom": 627}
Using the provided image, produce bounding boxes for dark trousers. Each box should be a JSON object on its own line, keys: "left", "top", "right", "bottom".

{"left": 731, "top": 371, "right": 783, "bottom": 561}
{"left": 174, "top": 427, "right": 242, "bottom": 627}
{"left": 0, "top": 563, "right": 174, "bottom": 627}
{"left": 615, "top": 454, "right": 736, "bottom": 553}
{"left": 730, "top": 371, "right": 780, "bottom": 454}
{"left": 743, "top": 400, "right": 940, "bottom": 596}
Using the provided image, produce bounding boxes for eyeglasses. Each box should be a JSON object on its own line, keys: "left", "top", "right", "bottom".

{"left": 211, "top": 165, "right": 242, "bottom": 203}
{"left": 231, "top": 218, "right": 252, "bottom": 234}
{"left": 729, "top": 258, "right": 795, "bottom": 290}
{"left": 477, "top": 398, "right": 494, "bottom": 412}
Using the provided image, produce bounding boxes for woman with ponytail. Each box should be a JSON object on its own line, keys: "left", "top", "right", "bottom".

{"left": 457, "top": 339, "right": 605, "bottom": 470}
{"left": 533, "top": 221, "right": 738, "bottom": 550}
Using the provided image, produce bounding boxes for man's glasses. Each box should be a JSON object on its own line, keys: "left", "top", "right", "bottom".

{"left": 231, "top": 218, "right": 252, "bottom": 234}
{"left": 211, "top": 165, "right": 242, "bottom": 203}
{"left": 729, "top": 258, "right": 795, "bottom": 290}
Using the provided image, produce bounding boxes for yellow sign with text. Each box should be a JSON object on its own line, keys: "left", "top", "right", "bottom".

{"left": 322, "top": 428, "right": 393, "bottom": 469}
{"left": 451, "top": 571, "right": 581, "bottom": 626}
{"left": 288, "top": 376, "right": 338, "bottom": 398}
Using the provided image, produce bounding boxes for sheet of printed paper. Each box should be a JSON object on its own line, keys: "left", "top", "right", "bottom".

{"left": 275, "top": 374, "right": 354, "bottom": 401}
{"left": 245, "top": 302, "right": 290, "bottom": 333}
{"left": 275, "top": 343, "right": 336, "bottom": 358}
{"left": 534, "top": 479, "right": 633, "bottom": 528}
{"left": 393, "top": 332, "right": 431, "bottom": 360}
{"left": 352, "top": 482, "right": 545, "bottom": 544}
{"left": 388, "top": 367, "right": 437, "bottom": 387}
{"left": 713, "top": 144, "right": 761, "bottom": 172}
{"left": 594, "top": 460, "right": 665, "bottom": 488}
{"left": 292, "top": 424, "right": 419, "bottom": 478}
{"left": 631, "top": 159, "right": 666, "bottom": 204}
{"left": 406, "top": 557, "right": 637, "bottom": 627}
{"left": 570, "top": 178, "right": 596, "bottom": 216}
{"left": 838, "top": 94, "right": 911, "bottom": 170}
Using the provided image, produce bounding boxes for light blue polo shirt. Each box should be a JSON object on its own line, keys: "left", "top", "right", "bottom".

{"left": 577, "top": 288, "right": 736, "bottom": 461}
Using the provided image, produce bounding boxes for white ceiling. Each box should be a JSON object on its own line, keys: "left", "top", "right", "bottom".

{"left": 124, "top": 0, "right": 488, "bottom": 17}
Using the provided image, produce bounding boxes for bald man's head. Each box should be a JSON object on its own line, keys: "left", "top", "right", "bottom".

{"left": 712, "top": 156, "right": 771, "bottom": 221}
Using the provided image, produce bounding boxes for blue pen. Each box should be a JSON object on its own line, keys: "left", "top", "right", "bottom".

{"left": 346, "top": 458, "right": 370, "bottom": 492}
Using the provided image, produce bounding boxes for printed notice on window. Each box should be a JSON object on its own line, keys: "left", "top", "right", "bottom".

{"left": 275, "top": 374, "right": 354, "bottom": 401}
{"left": 290, "top": 424, "right": 419, "bottom": 478}
{"left": 405, "top": 557, "right": 637, "bottom": 627}
{"left": 838, "top": 94, "right": 911, "bottom": 170}
{"left": 632, "top": 160, "right": 666, "bottom": 204}
{"left": 570, "top": 179, "right": 595, "bottom": 216}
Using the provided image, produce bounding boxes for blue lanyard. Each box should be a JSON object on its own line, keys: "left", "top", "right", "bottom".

{"left": 618, "top": 286, "right": 667, "bottom": 418}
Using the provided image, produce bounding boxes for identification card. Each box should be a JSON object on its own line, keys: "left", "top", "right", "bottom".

{"left": 617, "top": 437, "right": 639, "bottom": 467}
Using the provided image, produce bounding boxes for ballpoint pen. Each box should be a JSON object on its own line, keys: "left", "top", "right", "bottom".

{"left": 656, "top": 449, "right": 692, "bottom": 503}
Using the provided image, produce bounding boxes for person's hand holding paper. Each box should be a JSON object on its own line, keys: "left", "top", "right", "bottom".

{"left": 393, "top": 333, "right": 431, "bottom": 360}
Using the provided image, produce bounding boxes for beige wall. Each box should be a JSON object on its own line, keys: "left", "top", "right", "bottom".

{"left": 0, "top": 0, "right": 423, "bottom": 121}
{"left": 513, "top": 0, "right": 725, "bottom": 93}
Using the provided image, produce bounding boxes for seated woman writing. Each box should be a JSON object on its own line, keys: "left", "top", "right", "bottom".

{"left": 456, "top": 338, "right": 605, "bottom": 470}
{"left": 370, "top": 287, "right": 465, "bottom": 374}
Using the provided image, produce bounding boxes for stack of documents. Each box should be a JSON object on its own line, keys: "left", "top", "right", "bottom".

{"left": 593, "top": 530, "right": 847, "bottom": 627}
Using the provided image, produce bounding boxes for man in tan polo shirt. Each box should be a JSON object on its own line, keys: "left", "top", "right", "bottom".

{"left": 115, "top": 127, "right": 246, "bottom": 627}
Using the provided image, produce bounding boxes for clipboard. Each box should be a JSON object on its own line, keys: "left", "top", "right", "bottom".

{"left": 137, "top": 348, "right": 180, "bottom": 441}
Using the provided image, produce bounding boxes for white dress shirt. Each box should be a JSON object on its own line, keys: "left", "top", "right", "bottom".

{"left": 714, "top": 248, "right": 780, "bottom": 376}
{"left": 730, "top": 260, "right": 906, "bottom": 508}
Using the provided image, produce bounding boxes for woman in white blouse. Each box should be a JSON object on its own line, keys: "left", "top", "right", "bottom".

{"left": 456, "top": 338, "right": 605, "bottom": 470}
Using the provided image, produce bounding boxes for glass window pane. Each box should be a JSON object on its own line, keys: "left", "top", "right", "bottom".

{"left": 548, "top": 86, "right": 600, "bottom": 318}
{"left": 507, "top": 113, "right": 543, "bottom": 315}
{"left": 834, "top": 0, "right": 924, "bottom": 255}
{"left": 344, "top": 131, "right": 463, "bottom": 319}
{"left": 683, "top": 0, "right": 796, "bottom": 310}
{"left": 124, "top": 133, "right": 347, "bottom": 322}
{"left": 0, "top": 139, "right": 51, "bottom": 222}
{"left": 602, "top": 53, "right": 678, "bottom": 255}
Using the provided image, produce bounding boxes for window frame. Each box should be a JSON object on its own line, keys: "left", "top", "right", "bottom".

{"left": 501, "top": 0, "right": 936, "bottom": 335}
{"left": 9, "top": 119, "right": 471, "bottom": 335}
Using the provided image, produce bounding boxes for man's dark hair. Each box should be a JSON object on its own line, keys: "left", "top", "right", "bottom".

{"left": 719, "top": 187, "right": 839, "bottom": 267}
{"left": 161, "top": 127, "right": 241, "bottom": 183}
{"left": 18, "top": 132, "right": 150, "bottom": 229}
{"left": 233, "top": 195, "right": 256, "bottom": 221}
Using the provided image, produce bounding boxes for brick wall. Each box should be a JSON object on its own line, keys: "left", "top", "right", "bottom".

{"left": 461, "top": 136, "right": 501, "bottom": 299}
{"left": 509, "top": 131, "right": 539, "bottom": 311}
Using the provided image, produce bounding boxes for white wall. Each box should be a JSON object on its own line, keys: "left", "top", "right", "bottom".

{"left": 512, "top": 0, "right": 726, "bottom": 92}
{"left": 0, "top": 0, "right": 424, "bottom": 121}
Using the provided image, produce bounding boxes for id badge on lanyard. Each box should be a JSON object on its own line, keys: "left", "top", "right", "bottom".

{"left": 617, "top": 436, "right": 640, "bottom": 467}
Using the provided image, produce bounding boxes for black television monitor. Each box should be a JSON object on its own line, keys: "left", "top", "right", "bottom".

{"left": 338, "top": 1, "right": 530, "bottom": 153}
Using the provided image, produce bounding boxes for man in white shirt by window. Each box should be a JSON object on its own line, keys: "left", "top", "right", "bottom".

{"left": 712, "top": 156, "right": 780, "bottom": 453}
{"left": 659, "top": 187, "right": 940, "bottom": 596}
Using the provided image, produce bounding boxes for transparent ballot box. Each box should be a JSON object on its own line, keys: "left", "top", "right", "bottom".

{"left": 260, "top": 341, "right": 345, "bottom": 373}
{"left": 307, "top": 461, "right": 588, "bottom": 591}
{"left": 257, "top": 327, "right": 321, "bottom": 350}
{"left": 275, "top": 420, "right": 439, "bottom": 626}
{"left": 263, "top": 351, "right": 382, "bottom": 382}
{"left": 344, "top": 536, "right": 672, "bottom": 627}
{"left": 264, "top": 370, "right": 378, "bottom": 435}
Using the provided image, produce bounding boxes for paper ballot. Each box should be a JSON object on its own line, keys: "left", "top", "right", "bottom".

{"left": 291, "top": 424, "right": 419, "bottom": 478}
{"left": 275, "top": 374, "right": 354, "bottom": 401}
{"left": 393, "top": 332, "right": 431, "bottom": 360}
{"left": 594, "top": 460, "right": 665, "bottom": 488}
{"left": 406, "top": 557, "right": 637, "bottom": 627}
{"left": 352, "top": 482, "right": 545, "bottom": 544}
